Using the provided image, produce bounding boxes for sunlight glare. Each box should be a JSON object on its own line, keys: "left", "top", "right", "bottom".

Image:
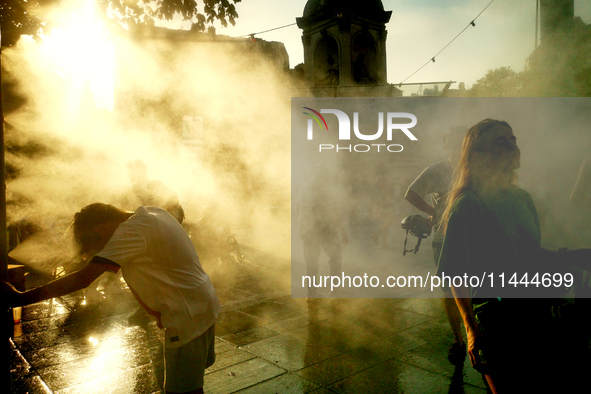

{"left": 40, "top": 0, "right": 115, "bottom": 111}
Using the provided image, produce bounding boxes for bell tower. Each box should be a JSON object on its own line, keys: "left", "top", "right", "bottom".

{"left": 296, "top": 0, "right": 392, "bottom": 87}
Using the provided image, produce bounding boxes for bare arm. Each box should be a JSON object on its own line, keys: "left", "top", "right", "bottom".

{"left": 2, "top": 262, "right": 108, "bottom": 307}
{"left": 452, "top": 285, "right": 487, "bottom": 373}
{"left": 405, "top": 189, "right": 436, "bottom": 219}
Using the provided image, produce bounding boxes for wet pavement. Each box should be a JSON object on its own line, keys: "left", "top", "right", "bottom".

{"left": 8, "top": 238, "right": 499, "bottom": 394}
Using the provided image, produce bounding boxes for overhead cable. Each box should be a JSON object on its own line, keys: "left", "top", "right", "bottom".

{"left": 243, "top": 22, "right": 297, "bottom": 39}
{"left": 398, "top": 0, "right": 496, "bottom": 86}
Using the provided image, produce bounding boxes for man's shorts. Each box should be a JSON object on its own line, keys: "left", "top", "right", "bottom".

{"left": 164, "top": 324, "right": 216, "bottom": 393}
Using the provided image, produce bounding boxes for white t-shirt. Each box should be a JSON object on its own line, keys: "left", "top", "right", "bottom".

{"left": 408, "top": 160, "right": 454, "bottom": 243}
{"left": 93, "top": 206, "right": 220, "bottom": 348}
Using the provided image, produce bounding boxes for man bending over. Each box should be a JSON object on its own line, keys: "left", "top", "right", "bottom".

{"left": 2, "top": 203, "right": 220, "bottom": 394}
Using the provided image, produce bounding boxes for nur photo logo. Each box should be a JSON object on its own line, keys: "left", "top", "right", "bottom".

{"left": 302, "top": 107, "right": 418, "bottom": 153}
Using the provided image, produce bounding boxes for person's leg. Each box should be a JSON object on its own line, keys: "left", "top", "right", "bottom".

{"left": 302, "top": 235, "right": 322, "bottom": 297}
{"left": 434, "top": 241, "right": 463, "bottom": 341}
{"left": 443, "top": 295, "right": 467, "bottom": 366}
{"left": 164, "top": 324, "right": 215, "bottom": 394}
{"left": 322, "top": 231, "right": 343, "bottom": 296}
{"left": 433, "top": 241, "right": 465, "bottom": 365}
{"left": 443, "top": 296, "right": 464, "bottom": 344}
{"left": 322, "top": 232, "right": 342, "bottom": 278}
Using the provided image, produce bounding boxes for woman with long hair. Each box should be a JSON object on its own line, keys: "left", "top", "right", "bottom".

{"left": 437, "top": 119, "right": 564, "bottom": 393}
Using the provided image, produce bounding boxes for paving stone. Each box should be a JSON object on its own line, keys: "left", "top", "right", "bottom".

{"left": 310, "top": 388, "right": 338, "bottom": 394}
{"left": 36, "top": 342, "right": 156, "bottom": 391}
{"left": 216, "top": 310, "right": 270, "bottom": 336}
{"left": 245, "top": 334, "right": 341, "bottom": 371}
{"left": 397, "top": 317, "right": 458, "bottom": 344}
{"left": 234, "top": 373, "right": 319, "bottom": 393}
{"left": 238, "top": 300, "right": 308, "bottom": 322}
{"left": 221, "top": 326, "right": 279, "bottom": 346}
{"left": 215, "top": 337, "right": 240, "bottom": 354}
{"left": 217, "top": 288, "right": 257, "bottom": 306}
{"left": 263, "top": 307, "right": 335, "bottom": 333}
{"left": 392, "top": 340, "right": 487, "bottom": 390}
{"left": 283, "top": 319, "right": 382, "bottom": 353}
{"left": 13, "top": 314, "right": 132, "bottom": 354}
{"left": 296, "top": 352, "right": 376, "bottom": 387}
{"left": 328, "top": 359, "right": 485, "bottom": 394}
{"left": 54, "top": 363, "right": 162, "bottom": 394}
{"left": 391, "top": 297, "right": 448, "bottom": 317}
{"left": 21, "top": 299, "right": 72, "bottom": 322}
{"left": 203, "top": 358, "right": 286, "bottom": 394}
{"left": 10, "top": 374, "right": 53, "bottom": 394}
{"left": 333, "top": 306, "right": 436, "bottom": 338}
{"left": 295, "top": 336, "right": 412, "bottom": 387}
{"left": 205, "top": 348, "right": 257, "bottom": 374}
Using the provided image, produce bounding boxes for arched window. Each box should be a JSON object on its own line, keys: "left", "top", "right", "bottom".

{"left": 352, "top": 33, "right": 377, "bottom": 85}
{"left": 313, "top": 36, "right": 339, "bottom": 86}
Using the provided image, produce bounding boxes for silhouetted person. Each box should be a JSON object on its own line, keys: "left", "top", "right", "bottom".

{"left": 127, "top": 159, "right": 185, "bottom": 223}
{"left": 405, "top": 126, "right": 467, "bottom": 366}
{"left": 2, "top": 203, "right": 219, "bottom": 394}
{"left": 190, "top": 203, "right": 235, "bottom": 267}
{"left": 296, "top": 165, "right": 348, "bottom": 298}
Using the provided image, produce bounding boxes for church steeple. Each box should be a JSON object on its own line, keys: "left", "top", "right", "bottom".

{"left": 297, "top": 0, "right": 392, "bottom": 87}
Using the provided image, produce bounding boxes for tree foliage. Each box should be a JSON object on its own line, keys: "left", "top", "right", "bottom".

{"left": 1, "top": 0, "right": 50, "bottom": 46}
{"left": 0, "top": 0, "right": 242, "bottom": 46}
{"left": 468, "top": 66, "right": 524, "bottom": 97}
{"left": 468, "top": 17, "right": 591, "bottom": 98}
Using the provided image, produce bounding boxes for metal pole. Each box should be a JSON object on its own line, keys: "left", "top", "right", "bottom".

{"left": 0, "top": 22, "right": 13, "bottom": 393}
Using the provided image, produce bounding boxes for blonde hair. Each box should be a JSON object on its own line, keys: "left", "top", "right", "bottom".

{"left": 440, "top": 119, "right": 515, "bottom": 233}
